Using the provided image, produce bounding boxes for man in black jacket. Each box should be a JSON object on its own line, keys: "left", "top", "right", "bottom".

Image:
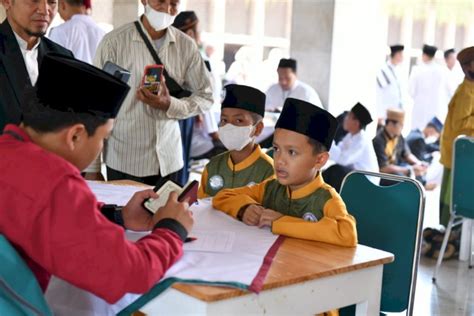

{"left": 0, "top": 0, "right": 73, "bottom": 130}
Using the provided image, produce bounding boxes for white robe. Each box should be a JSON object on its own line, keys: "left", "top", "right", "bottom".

{"left": 49, "top": 14, "right": 106, "bottom": 64}
{"left": 376, "top": 61, "right": 405, "bottom": 119}
{"left": 408, "top": 61, "right": 451, "bottom": 130}
{"left": 265, "top": 80, "right": 322, "bottom": 111}
{"left": 329, "top": 130, "right": 379, "bottom": 174}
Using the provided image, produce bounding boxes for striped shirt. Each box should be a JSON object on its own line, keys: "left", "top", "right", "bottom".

{"left": 93, "top": 19, "right": 213, "bottom": 177}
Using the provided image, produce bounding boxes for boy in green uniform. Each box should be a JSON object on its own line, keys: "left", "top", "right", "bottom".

{"left": 213, "top": 98, "right": 357, "bottom": 247}
{"left": 198, "top": 84, "right": 274, "bottom": 198}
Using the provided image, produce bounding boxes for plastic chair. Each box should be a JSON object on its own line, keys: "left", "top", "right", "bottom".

{"left": 0, "top": 235, "right": 52, "bottom": 316}
{"left": 433, "top": 136, "right": 474, "bottom": 282}
{"left": 339, "top": 171, "right": 425, "bottom": 315}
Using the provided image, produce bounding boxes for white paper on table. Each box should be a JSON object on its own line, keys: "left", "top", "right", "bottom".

{"left": 46, "top": 186, "right": 279, "bottom": 316}
{"left": 86, "top": 181, "right": 149, "bottom": 206}
{"left": 183, "top": 230, "right": 235, "bottom": 253}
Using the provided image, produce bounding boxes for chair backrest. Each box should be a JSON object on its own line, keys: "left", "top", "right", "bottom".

{"left": 0, "top": 235, "right": 52, "bottom": 316}
{"left": 451, "top": 136, "right": 474, "bottom": 219}
{"left": 340, "top": 171, "right": 425, "bottom": 315}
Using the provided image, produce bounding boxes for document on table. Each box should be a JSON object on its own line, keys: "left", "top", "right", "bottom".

{"left": 184, "top": 231, "right": 235, "bottom": 253}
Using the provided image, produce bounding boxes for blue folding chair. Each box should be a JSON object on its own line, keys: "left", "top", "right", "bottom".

{"left": 339, "top": 171, "right": 425, "bottom": 315}
{"left": 0, "top": 235, "right": 52, "bottom": 316}
{"left": 433, "top": 136, "right": 474, "bottom": 282}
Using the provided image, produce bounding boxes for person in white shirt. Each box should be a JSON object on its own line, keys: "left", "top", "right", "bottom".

{"left": 409, "top": 44, "right": 451, "bottom": 131}
{"left": 265, "top": 58, "right": 322, "bottom": 111}
{"left": 323, "top": 103, "right": 379, "bottom": 191}
{"left": 49, "top": 0, "right": 105, "bottom": 64}
{"left": 85, "top": 0, "right": 213, "bottom": 185}
{"left": 444, "top": 48, "right": 464, "bottom": 97}
{"left": 376, "top": 44, "right": 405, "bottom": 126}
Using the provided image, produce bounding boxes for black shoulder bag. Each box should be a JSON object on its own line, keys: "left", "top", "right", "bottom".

{"left": 134, "top": 21, "right": 192, "bottom": 99}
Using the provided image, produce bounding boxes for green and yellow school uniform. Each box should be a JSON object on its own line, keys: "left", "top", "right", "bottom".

{"left": 213, "top": 173, "right": 357, "bottom": 247}
{"left": 198, "top": 145, "right": 274, "bottom": 198}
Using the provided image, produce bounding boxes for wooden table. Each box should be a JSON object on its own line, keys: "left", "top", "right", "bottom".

{"left": 110, "top": 181, "right": 394, "bottom": 315}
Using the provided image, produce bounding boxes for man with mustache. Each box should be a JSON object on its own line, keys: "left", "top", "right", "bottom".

{"left": 0, "top": 0, "right": 73, "bottom": 131}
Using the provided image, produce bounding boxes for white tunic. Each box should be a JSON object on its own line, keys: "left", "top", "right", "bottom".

{"left": 376, "top": 61, "right": 405, "bottom": 120}
{"left": 265, "top": 80, "right": 322, "bottom": 111}
{"left": 49, "top": 14, "right": 106, "bottom": 64}
{"left": 329, "top": 130, "right": 379, "bottom": 173}
{"left": 190, "top": 110, "right": 219, "bottom": 158}
{"left": 408, "top": 61, "right": 451, "bottom": 130}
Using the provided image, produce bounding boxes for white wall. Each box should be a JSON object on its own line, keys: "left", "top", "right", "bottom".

{"left": 328, "top": 0, "right": 386, "bottom": 117}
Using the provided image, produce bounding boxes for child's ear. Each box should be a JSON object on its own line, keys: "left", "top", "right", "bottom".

{"left": 253, "top": 120, "right": 264, "bottom": 137}
{"left": 314, "top": 151, "right": 329, "bottom": 169}
{"left": 65, "top": 124, "right": 87, "bottom": 151}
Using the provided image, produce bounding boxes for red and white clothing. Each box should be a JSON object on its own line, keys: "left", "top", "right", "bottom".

{"left": 0, "top": 124, "right": 184, "bottom": 303}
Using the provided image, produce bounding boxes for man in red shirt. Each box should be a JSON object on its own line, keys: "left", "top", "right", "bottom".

{"left": 0, "top": 53, "right": 193, "bottom": 303}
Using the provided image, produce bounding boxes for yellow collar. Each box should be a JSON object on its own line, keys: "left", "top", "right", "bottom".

{"left": 286, "top": 172, "right": 324, "bottom": 199}
{"left": 226, "top": 145, "right": 263, "bottom": 172}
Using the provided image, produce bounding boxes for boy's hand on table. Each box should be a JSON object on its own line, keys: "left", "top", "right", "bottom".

{"left": 242, "top": 204, "right": 264, "bottom": 226}
{"left": 258, "top": 209, "right": 284, "bottom": 228}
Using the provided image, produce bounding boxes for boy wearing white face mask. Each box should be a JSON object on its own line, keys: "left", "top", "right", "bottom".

{"left": 198, "top": 84, "right": 274, "bottom": 198}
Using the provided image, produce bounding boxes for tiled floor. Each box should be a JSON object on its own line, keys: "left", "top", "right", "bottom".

{"left": 412, "top": 187, "right": 474, "bottom": 316}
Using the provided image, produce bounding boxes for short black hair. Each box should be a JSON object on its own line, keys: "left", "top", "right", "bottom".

{"left": 22, "top": 92, "right": 108, "bottom": 136}
{"left": 250, "top": 113, "right": 263, "bottom": 125}
{"left": 64, "top": 0, "right": 87, "bottom": 6}
{"left": 307, "top": 137, "right": 327, "bottom": 155}
{"left": 444, "top": 48, "right": 455, "bottom": 59}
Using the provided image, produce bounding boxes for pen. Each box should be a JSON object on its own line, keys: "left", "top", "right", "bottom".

{"left": 185, "top": 237, "right": 197, "bottom": 243}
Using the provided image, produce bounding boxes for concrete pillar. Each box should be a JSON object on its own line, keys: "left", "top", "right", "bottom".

{"left": 208, "top": 0, "right": 226, "bottom": 60}
{"left": 249, "top": 0, "right": 265, "bottom": 61}
{"left": 465, "top": 22, "right": 474, "bottom": 48}
{"left": 443, "top": 21, "right": 456, "bottom": 50}
{"left": 90, "top": 0, "right": 115, "bottom": 27}
{"left": 290, "top": 0, "right": 383, "bottom": 121}
{"left": 423, "top": 7, "right": 436, "bottom": 46}
{"left": 113, "top": 0, "right": 140, "bottom": 29}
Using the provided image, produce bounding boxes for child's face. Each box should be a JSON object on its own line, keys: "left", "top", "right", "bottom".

{"left": 273, "top": 128, "right": 329, "bottom": 191}
{"left": 220, "top": 108, "right": 254, "bottom": 127}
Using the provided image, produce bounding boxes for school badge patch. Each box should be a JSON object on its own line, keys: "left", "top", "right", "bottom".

{"left": 302, "top": 212, "right": 318, "bottom": 222}
{"left": 209, "top": 175, "right": 224, "bottom": 190}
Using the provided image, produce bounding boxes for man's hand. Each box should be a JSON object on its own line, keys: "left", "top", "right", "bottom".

{"left": 153, "top": 192, "right": 194, "bottom": 234}
{"left": 122, "top": 189, "right": 159, "bottom": 231}
{"left": 242, "top": 204, "right": 264, "bottom": 226}
{"left": 136, "top": 77, "right": 171, "bottom": 111}
{"left": 83, "top": 172, "right": 105, "bottom": 181}
{"left": 413, "top": 163, "right": 427, "bottom": 176}
{"left": 258, "top": 208, "right": 284, "bottom": 228}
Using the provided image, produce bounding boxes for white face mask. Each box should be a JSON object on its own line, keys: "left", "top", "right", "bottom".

{"left": 144, "top": 4, "right": 176, "bottom": 31}
{"left": 218, "top": 124, "right": 256, "bottom": 151}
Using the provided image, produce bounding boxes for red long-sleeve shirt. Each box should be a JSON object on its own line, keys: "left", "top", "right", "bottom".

{"left": 0, "top": 124, "right": 184, "bottom": 303}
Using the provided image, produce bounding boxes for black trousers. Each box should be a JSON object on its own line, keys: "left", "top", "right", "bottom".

{"left": 106, "top": 166, "right": 178, "bottom": 187}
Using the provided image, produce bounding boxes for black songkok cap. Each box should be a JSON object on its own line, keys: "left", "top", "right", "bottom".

{"left": 172, "top": 11, "right": 198, "bottom": 31}
{"left": 351, "top": 102, "right": 373, "bottom": 127}
{"left": 422, "top": 44, "right": 437, "bottom": 58}
{"left": 275, "top": 98, "right": 338, "bottom": 150}
{"left": 390, "top": 44, "right": 404, "bottom": 55}
{"left": 278, "top": 58, "right": 297, "bottom": 72}
{"left": 221, "top": 84, "right": 266, "bottom": 117}
{"left": 36, "top": 53, "right": 130, "bottom": 118}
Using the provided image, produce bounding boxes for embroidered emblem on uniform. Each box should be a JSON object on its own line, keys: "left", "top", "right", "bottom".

{"left": 247, "top": 181, "right": 256, "bottom": 187}
{"left": 302, "top": 212, "right": 318, "bottom": 222}
{"left": 209, "top": 175, "right": 224, "bottom": 190}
